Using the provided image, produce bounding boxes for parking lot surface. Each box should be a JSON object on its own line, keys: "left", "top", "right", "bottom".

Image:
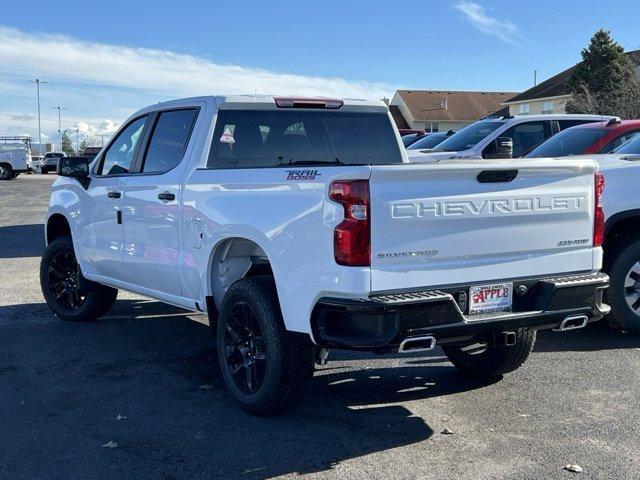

{"left": 1, "top": 174, "right": 640, "bottom": 480}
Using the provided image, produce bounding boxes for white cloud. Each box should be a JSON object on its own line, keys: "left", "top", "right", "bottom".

{"left": 0, "top": 110, "right": 119, "bottom": 145}
{"left": 75, "top": 119, "right": 118, "bottom": 136}
{"left": 0, "top": 26, "right": 394, "bottom": 99}
{"left": 454, "top": 2, "right": 524, "bottom": 46}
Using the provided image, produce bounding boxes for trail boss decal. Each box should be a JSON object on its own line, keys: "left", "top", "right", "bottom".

{"left": 286, "top": 170, "right": 321, "bottom": 181}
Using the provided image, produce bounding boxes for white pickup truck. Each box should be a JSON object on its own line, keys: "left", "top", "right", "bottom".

{"left": 0, "top": 137, "right": 33, "bottom": 179}
{"left": 40, "top": 95, "right": 609, "bottom": 414}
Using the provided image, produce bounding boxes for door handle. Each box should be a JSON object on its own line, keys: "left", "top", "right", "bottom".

{"left": 477, "top": 170, "right": 518, "bottom": 183}
{"left": 158, "top": 192, "right": 175, "bottom": 201}
{"left": 107, "top": 191, "right": 121, "bottom": 199}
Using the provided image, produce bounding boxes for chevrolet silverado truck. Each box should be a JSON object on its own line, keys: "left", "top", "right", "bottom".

{"left": 40, "top": 95, "right": 610, "bottom": 415}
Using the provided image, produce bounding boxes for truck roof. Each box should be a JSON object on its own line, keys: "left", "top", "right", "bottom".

{"left": 133, "top": 95, "right": 388, "bottom": 116}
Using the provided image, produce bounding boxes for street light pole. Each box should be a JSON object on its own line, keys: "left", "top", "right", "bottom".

{"left": 51, "top": 106, "right": 67, "bottom": 152}
{"left": 29, "top": 78, "right": 47, "bottom": 156}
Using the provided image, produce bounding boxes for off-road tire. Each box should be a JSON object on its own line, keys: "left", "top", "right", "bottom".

{"left": 40, "top": 236, "right": 118, "bottom": 321}
{"left": 606, "top": 239, "right": 640, "bottom": 334}
{"left": 217, "top": 276, "right": 315, "bottom": 415}
{"left": 0, "top": 164, "right": 14, "bottom": 180}
{"left": 442, "top": 328, "right": 536, "bottom": 378}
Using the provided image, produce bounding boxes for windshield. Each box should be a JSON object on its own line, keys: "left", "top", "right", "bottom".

{"left": 208, "top": 110, "right": 403, "bottom": 168}
{"left": 432, "top": 120, "right": 503, "bottom": 152}
{"left": 614, "top": 133, "right": 640, "bottom": 154}
{"left": 402, "top": 134, "right": 420, "bottom": 147}
{"left": 407, "top": 133, "right": 448, "bottom": 150}
{"left": 525, "top": 128, "right": 605, "bottom": 158}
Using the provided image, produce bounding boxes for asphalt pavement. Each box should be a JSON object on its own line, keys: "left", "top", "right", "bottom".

{"left": 1, "top": 174, "right": 639, "bottom": 480}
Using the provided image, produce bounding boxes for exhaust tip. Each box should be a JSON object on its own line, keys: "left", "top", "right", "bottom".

{"left": 554, "top": 315, "right": 589, "bottom": 332}
{"left": 398, "top": 335, "right": 436, "bottom": 353}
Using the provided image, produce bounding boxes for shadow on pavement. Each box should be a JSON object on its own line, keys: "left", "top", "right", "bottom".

{"left": 534, "top": 320, "right": 640, "bottom": 352}
{"left": 4, "top": 299, "right": 636, "bottom": 478}
{"left": 0, "top": 299, "right": 437, "bottom": 479}
{"left": 0, "top": 224, "right": 45, "bottom": 258}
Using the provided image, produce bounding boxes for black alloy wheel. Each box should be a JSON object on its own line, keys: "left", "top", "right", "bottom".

{"left": 223, "top": 301, "right": 268, "bottom": 393}
{"left": 47, "top": 250, "right": 86, "bottom": 310}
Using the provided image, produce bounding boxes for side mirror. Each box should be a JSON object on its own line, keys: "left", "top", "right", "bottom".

{"left": 489, "top": 137, "right": 513, "bottom": 159}
{"left": 57, "top": 156, "right": 89, "bottom": 178}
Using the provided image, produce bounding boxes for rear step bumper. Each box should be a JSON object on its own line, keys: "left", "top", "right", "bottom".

{"left": 311, "top": 272, "right": 610, "bottom": 352}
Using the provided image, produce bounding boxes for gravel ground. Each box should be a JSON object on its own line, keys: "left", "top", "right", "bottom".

{"left": 1, "top": 174, "right": 639, "bottom": 480}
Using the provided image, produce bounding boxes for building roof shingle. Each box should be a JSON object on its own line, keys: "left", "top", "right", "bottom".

{"left": 395, "top": 90, "right": 519, "bottom": 122}
{"left": 506, "top": 50, "right": 640, "bottom": 103}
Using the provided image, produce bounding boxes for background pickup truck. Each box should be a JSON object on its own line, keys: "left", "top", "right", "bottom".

{"left": 41, "top": 95, "right": 609, "bottom": 415}
{"left": 0, "top": 137, "right": 33, "bottom": 179}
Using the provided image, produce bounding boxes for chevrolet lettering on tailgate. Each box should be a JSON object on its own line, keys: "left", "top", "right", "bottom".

{"left": 391, "top": 195, "right": 587, "bottom": 219}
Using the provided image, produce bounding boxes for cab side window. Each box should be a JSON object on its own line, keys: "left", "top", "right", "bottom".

{"left": 141, "top": 109, "right": 198, "bottom": 173}
{"left": 558, "top": 119, "right": 594, "bottom": 130}
{"left": 97, "top": 116, "right": 147, "bottom": 175}
{"left": 599, "top": 131, "right": 640, "bottom": 154}
{"left": 484, "top": 121, "right": 549, "bottom": 158}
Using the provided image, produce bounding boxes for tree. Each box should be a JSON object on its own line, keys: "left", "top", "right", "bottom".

{"left": 78, "top": 139, "right": 87, "bottom": 155}
{"left": 566, "top": 30, "right": 640, "bottom": 118}
{"left": 61, "top": 131, "right": 75, "bottom": 156}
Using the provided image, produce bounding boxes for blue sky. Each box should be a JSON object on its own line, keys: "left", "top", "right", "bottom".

{"left": 1, "top": 0, "right": 639, "bottom": 144}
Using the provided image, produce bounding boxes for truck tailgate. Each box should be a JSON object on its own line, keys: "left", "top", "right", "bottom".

{"left": 369, "top": 159, "right": 598, "bottom": 292}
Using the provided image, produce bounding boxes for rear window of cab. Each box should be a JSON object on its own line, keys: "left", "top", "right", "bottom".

{"left": 207, "top": 110, "right": 402, "bottom": 168}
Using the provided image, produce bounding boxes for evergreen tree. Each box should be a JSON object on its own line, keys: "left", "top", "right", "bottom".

{"left": 78, "top": 139, "right": 87, "bottom": 155}
{"left": 61, "top": 131, "right": 75, "bottom": 156}
{"left": 566, "top": 30, "right": 640, "bottom": 118}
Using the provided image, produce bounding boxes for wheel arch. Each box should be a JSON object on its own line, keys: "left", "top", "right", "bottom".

{"left": 206, "top": 236, "right": 275, "bottom": 312}
{"left": 603, "top": 209, "right": 640, "bottom": 268}
{"left": 46, "top": 213, "right": 72, "bottom": 245}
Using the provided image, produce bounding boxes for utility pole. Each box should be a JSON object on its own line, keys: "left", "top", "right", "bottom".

{"left": 51, "top": 106, "right": 67, "bottom": 152}
{"left": 29, "top": 78, "right": 47, "bottom": 156}
{"left": 534, "top": 70, "right": 537, "bottom": 86}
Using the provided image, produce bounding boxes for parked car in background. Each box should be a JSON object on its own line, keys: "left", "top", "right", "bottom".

{"left": 406, "top": 130, "right": 455, "bottom": 150}
{"left": 82, "top": 147, "right": 101, "bottom": 161}
{"left": 40, "top": 152, "right": 66, "bottom": 174}
{"left": 408, "top": 114, "right": 613, "bottom": 163}
{"left": 0, "top": 136, "right": 33, "bottom": 179}
{"left": 609, "top": 131, "right": 640, "bottom": 155}
{"left": 525, "top": 119, "right": 640, "bottom": 158}
{"left": 40, "top": 95, "right": 609, "bottom": 414}
{"left": 401, "top": 132, "right": 426, "bottom": 147}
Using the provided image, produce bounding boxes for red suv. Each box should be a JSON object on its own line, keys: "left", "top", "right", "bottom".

{"left": 525, "top": 119, "right": 640, "bottom": 158}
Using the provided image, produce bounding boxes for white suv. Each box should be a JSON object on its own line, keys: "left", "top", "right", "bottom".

{"left": 408, "top": 114, "right": 613, "bottom": 162}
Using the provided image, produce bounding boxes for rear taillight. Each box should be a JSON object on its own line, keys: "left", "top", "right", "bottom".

{"left": 330, "top": 180, "right": 370, "bottom": 266}
{"left": 594, "top": 172, "right": 605, "bottom": 247}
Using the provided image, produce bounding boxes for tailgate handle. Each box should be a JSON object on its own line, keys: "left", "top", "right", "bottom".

{"left": 477, "top": 170, "right": 518, "bottom": 183}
